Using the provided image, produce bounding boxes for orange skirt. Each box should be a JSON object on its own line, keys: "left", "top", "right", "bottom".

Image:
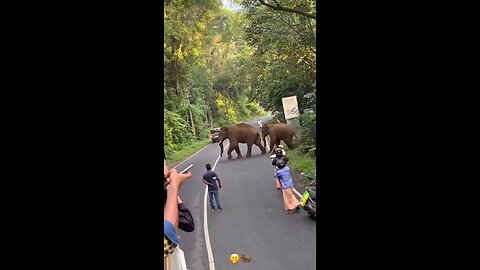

{"left": 282, "top": 188, "right": 300, "bottom": 211}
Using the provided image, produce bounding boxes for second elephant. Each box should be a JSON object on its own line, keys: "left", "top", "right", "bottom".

{"left": 261, "top": 123, "right": 297, "bottom": 153}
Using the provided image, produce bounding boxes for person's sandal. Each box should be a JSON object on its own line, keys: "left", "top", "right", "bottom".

{"left": 285, "top": 210, "right": 294, "bottom": 214}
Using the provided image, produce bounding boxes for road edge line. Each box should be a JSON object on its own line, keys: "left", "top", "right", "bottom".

{"left": 203, "top": 142, "right": 229, "bottom": 270}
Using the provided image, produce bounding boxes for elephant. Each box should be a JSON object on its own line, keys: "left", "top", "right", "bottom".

{"left": 261, "top": 123, "right": 298, "bottom": 153}
{"left": 219, "top": 123, "right": 267, "bottom": 159}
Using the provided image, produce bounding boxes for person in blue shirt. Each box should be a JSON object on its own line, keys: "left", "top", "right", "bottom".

{"left": 271, "top": 147, "right": 289, "bottom": 190}
{"left": 275, "top": 159, "right": 300, "bottom": 214}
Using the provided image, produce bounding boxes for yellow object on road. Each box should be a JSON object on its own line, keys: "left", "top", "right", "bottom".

{"left": 230, "top": 253, "right": 240, "bottom": 264}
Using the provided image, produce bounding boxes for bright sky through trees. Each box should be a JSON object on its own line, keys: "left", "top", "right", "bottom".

{"left": 222, "top": 0, "right": 242, "bottom": 12}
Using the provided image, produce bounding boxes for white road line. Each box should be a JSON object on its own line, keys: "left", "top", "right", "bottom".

{"left": 203, "top": 188, "right": 215, "bottom": 270}
{"left": 203, "top": 142, "right": 229, "bottom": 270}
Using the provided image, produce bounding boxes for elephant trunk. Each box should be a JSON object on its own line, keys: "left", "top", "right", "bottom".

{"left": 219, "top": 140, "right": 224, "bottom": 157}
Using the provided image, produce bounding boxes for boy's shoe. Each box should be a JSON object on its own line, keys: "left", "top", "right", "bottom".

{"left": 218, "top": 207, "right": 223, "bottom": 211}
{"left": 211, "top": 208, "right": 215, "bottom": 212}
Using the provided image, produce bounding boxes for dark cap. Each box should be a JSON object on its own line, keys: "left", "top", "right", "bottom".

{"left": 276, "top": 159, "right": 286, "bottom": 169}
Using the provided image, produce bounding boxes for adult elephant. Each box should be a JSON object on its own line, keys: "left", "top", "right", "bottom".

{"left": 219, "top": 123, "right": 266, "bottom": 159}
{"left": 261, "top": 123, "right": 297, "bottom": 153}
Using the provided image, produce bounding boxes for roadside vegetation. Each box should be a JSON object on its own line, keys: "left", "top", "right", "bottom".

{"left": 284, "top": 147, "right": 316, "bottom": 186}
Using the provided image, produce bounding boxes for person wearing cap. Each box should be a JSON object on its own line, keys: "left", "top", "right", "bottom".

{"left": 271, "top": 147, "right": 289, "bottom": 190}
{"left": 275, "top": 159, "right": 300, "bottom": 214}
{"left": 277, "top": 144, "right": 286, "bottom": 156}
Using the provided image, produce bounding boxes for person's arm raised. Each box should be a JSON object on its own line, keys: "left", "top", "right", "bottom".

{"left": 164, "top": 166, "right": 191, "bottom": 229}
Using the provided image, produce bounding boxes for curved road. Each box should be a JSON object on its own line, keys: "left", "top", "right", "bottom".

{"left": 175, "top": 115, "right": 316, "bottom": 270}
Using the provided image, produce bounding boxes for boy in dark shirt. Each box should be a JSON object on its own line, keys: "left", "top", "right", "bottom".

{"left": 202, "top": 163, "right": 223, "bottom": 212}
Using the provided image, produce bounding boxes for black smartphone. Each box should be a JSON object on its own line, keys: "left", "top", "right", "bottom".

{"left": 180, "top": 164, "right": 194, "bottom": 174}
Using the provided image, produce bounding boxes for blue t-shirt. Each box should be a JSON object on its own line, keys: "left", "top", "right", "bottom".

{"left": 276, "top": 166, "right": 293, "bottom": 189}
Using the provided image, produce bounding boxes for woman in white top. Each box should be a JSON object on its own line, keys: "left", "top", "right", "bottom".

{"left": 278, "top": 144, "right": 286, "bottom": 156}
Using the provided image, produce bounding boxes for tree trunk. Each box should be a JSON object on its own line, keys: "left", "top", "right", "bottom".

{"left": 174, "top": 61, "right": 180, "bottom": 96}
{"left": 170, "top": 41, "right": 180, "bottom": 96}
{"left": 204, "top": 104, "right": 208, "bottom": 126}
{"left": 187, "top": 98, "right": 195, "bottom": 136}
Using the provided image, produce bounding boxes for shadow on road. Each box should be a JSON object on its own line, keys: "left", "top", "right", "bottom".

{"left": 217, "top": 153, "right": 267, "bottom": 164}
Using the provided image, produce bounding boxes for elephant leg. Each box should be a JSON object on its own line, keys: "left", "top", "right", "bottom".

{"left": 246, "top": 142, "right": 253, "bottom": 157}
{"left": 271, "top": 141, "right": 279, "bottom": 154}
{"left": 227, "top": 144, "right": 235, "bottom": 159}
{"left": 255, "top": 138, "right": 266, "bottom": 154}
{"left": 235, "top": 145, "right": 242, "bottom": 158}
{"left": 269, "top": 138, "right": 276, "bottom": 154}
{"left": 285, "top": 136, "right": 295, "bottom": 149}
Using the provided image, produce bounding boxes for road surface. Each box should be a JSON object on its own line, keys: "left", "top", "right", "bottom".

{"left": 174, "top": 115, "right": 316, "bottom": 270}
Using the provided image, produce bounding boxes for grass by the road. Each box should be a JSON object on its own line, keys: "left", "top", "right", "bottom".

{"left": 166, "top": 138, "right": 211, "bottom": 166}
{"left": 284, "top": 147, "right": 316, "bottom": 185}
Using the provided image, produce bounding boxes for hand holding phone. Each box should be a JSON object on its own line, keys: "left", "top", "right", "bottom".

{"left": 180, "top": 164, "right": 194, "bottom": 174}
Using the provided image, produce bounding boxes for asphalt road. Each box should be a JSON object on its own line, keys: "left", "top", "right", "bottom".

{"left": 175, "top": 115, "right": 316, "bottom": 270}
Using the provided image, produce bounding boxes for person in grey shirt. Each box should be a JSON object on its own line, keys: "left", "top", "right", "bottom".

{"left": 202, "top": 163, "right": 223, "bottom": 212}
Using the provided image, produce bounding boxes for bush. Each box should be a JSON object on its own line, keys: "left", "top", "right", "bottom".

{"left": 298, "top": 113, "right": 316, "bottom": 156}
{"left": 164, "top": 110, "right": 195, "bottom": 150}
{"left": 302, "top": 170, "right": 317, "bottom": 186}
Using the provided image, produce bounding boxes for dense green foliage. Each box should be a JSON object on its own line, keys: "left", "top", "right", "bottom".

{"left": 298, "top": 113, "right": 316, "bottom": 155}
{"left": 236, "top": 0, "right": 317, "bottom": 160}
{"left": 237, "top": 0, "right": 316, "bottom": 112}
{"left": 164, "top": 1, "right": 317, "bottom": 167}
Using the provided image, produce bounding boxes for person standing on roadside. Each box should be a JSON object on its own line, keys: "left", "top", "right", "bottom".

{"left": 257, "top": 119, "right": 263, "bottom": 129}
{"left": 270, "top": 147, "right": 289, "bottom": 190}
{"left": 275, "top": 159, "right": 300, "bottom": 214}
{"left": 202, "top": 163, "right": 223, "bottom": 212}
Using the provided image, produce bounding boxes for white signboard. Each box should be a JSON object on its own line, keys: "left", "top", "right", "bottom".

{"left": 282, "top": 96, "right": 299, "bottom": 120}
